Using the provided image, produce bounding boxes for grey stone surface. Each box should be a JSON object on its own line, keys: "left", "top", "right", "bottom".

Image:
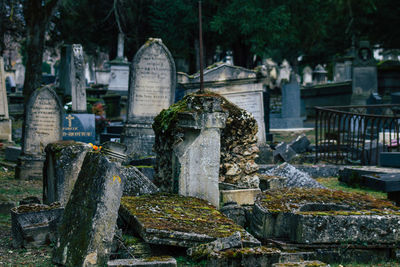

{"left": 281, "top": 73, "right": 302, "bottom": 123}
{"left": 121, "top": 165, "right": 159, "bottom": 196}
{"left": 122, "top": 38, "right": 176, "bottom": 158}
{"left": 220, "top": 203, "right": 246, "bottom": 227}
{"left": 11, "top": 203, "right": 63, "bottom": 248}
{"left": 338, "top": 165, "right": 400, "bottom": 186}
{"left": 259, "top": 175, "right": 286, "bottom": 191}
{"left": 107, "top": 257, "right": 177, "bottom": 267}
{"left": 289, "top": 134, "right": 310, "bottom": 153}
{"left": 15, "top": 85, "right": 63, "bottom": 180}
{"left": 256, "top": 144, "right": 274, "bottom": 164}
{"left": 362, "top": 173, "right": 400, "bottom": 192}
{"left": 5, "top": 146, "right": 21, "bottom": 162}
{"left": 53, "top": 151, "right": 126, "bottom": 266}
{"left": 380, "top": 152, "right": 400, "bottom": 168}
{"left": 187, "top": 232, "right": 242, "bottom": 260}
{"left": 71, "top": 44, "right": 87, "bottom": 113}
{"left": 273, "top": 142, "right": 298, "bottom": 163}
{"left": 273, "top": 261, "right": 329, "bottom": 267}
{"left": 0, "top": 57, "right": 11, "bottom": 141}
{"left": 265, "top": 163, "right": 325, "bottom": 189}
{"left": 43, "top": 141, "right": 92, "bottom": 205}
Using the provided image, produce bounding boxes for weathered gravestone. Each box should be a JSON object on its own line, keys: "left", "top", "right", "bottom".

{"left": 0, "top": 57, "right": 12, "bottom": 141}
{"left": 43, "top": 141, "right": 92, "bottom": 205}
{"left": 15, "top": 86, "right": 63, "bottom": 180}
{"left": 122, "top": 38, "right": 176, "bottom": 158}
{"left": 108, "top": 33, "right": 130, "bottom": 95}
{"left": 53, "top": 142, "right": 127, "bottom": 266}
{"left": 302, "top": 66, "right": 313, "bottom": 85}
{"left": 351, "top": 41, "right": 378, "bottom": 105}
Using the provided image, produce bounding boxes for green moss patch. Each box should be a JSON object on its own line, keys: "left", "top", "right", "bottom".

{"left": 120, "top": 193, "right": 247, "bottom": 239}
{"left": 257, "top": 188, "right": 399, "bottom": 215}
{"left": 210, "top": 246, "right": 280, "bottom": 259}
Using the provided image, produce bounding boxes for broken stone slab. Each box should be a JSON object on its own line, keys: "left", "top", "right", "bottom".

{"left": 43, "top": 141, "right": 92, "bottom": 205}
{"left": 259, "top": 175, "right": 287, "bottom": 191}
{"left": 219, "top": 188, "right": 261, "bottom": 206}
{"left": 220, "top": 203, "right": 246, "bottom": 227}
{"left": 107, "top": 257, "right": 177, "bottom": 267}
{"left": 11, "top": 203, "right": 63, "bottom": 248}
{"left": 187, "top": 231, "right": 242, "bottom": 260}
{"left": 338, "top": 165, "right": 400, "bottom": 187}
{"left": 256, "top": 144, "right": 274, "bottom": 164}
{"left": 53, "top": 147, "right": 127, "bottom": 266}
{"left": 251, "top": 188, "right": 400, "bottom": 245}
{"left": 121, "top": 166, "right": 159, "bottom": 196}
{"left": 362, "top": 173, "right": 400, "bottom": 192}
{"left": 205, "top": 246, "right": 281, "bottom": 267}
{"left": 272, "top": 261, "right": 329, "bottom": 267}
{"left": 119, "top": 194, "right": 261, "bottom": 248}
{"left": 273, "top": 142, "right": 297, "bottom": 163}
{"left": 289, "top": 134, "right": 311, "bottom": 153}
{"left": 5, "top": 146, "right": 21, "bottom": 162}
{"left": 265, "top": 163, "right": 325, "bottom": 189}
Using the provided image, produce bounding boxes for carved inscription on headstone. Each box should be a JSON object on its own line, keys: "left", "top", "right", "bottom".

{"left": 24, "top": 87, "right": 62, "bottom": 155}
{"left": 128, "top": 39, "right": 175, "bottom": 120}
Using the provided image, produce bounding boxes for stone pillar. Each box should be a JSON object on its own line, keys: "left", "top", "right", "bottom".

{"left": 43, "top": 141, "right": 92, "bottom": 205}
{"left": 0, "top": 57, "right": 11, "bottom": 141}
{"left": 117, "top": 33, "right": 124, "bottom": 59}
{"left": 71, "top": 44, "right": 87, "bottom": 113}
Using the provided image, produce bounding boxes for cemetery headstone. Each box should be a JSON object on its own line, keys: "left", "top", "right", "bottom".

{"left": 15, "top": 86, "right": 63, "bottom": 180}
{"left": 313, "top": 64, "right": 327, "bottom": 84}
{"left": 351, "top": 41, "right": 378, "bottom": 105}
{"left": 62, "top": 113, "right": 96, "bottom": 144}
{"left": 277, "top": 60, "right": 291, "bottom": 86}
{"left": 0, "top": 57, "right": 11, "bottom": 141}
{"left": 71, "top": 44, "right": 87, "bottom": 113}
{"left": 302, "top": 66, "right": 313, "bottom": 85}
{"left": 53, "top": 143, "right": 127, "bottom": 266}
{"left": 122, "top": 38, "right": 176, "bottom": 158}
{"left": 43, "top": 141, "right": 92, "bottom": 205}
{"left": 108, "top": 33, "right": 130, "bottom": 95}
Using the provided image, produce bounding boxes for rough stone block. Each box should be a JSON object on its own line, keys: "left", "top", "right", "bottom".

{"left": 121, "top": 166, "right": 159, "bottom": 196}
{"left": 289, "top": 134, "right": 310, "bottom": 153}
{"left": 259, "top": 175, "right": 287, "bottom": 191}
{"left": 273, "top": 142, "right": 297, "bottom": 163}
{"left": 265, "top": 163, "right": 324, "bottom": 189}
{"left": 380, "top": 152, "right": 400, "bottom": 168}
{"left": 43, "top": 141, "right": 91, "bottom": 205}
{"left": 119, "top": 194, "right": 260, "bottom": 248}
{"left": 338, "top": 165, "right": 400, "bottom": 187}
{"left": 362, "top": 173, "right": 400, "bottom": 192}
{"left": 53, "top": 151, "right": 126, "bottom": 266}
{"left": 11, "top": 203, "right": 63, "bottom": 248}
{"left": 107, "top": 257, "right": 177, "bottom": 267}
{"left": 187, "top": 232, "right": 242, "bottom": 260}
{"left": 256, "top": 145, "right": 274, "bottom": 164}
{"left": 220, "top": 189, "right": 261, "bottom": 206}
{"left": 220, "top": 203, "right": 246, "bottom": 227}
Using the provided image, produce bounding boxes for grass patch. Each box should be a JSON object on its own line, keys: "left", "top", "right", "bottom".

{"left": 316, "top": 177, "right": 387, "bottom": 200}
{"left": 0, "top": 168, "right": 42, "bottom": 202}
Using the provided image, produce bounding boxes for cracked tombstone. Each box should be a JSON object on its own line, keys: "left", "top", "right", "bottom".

{"left": 52, "top": 142, "right": 128, "bottom": 266}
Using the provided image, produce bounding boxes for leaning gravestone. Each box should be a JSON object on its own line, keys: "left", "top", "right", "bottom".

{"left": 0, "top": 57, "right": 12, "bottom": 141}
{"left": 121, "top": 38, "right": 176, "bottom": 158}
{"left": 15, "top": 86, "right": 63, "bottom": 180}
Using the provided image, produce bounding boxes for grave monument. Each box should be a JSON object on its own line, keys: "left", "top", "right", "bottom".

{"left": 0, "top": 57, "right": 12, "bottom": 141}
{"left": 108, "top": 33, "right": 130, "bottom": 95}
{"left": 15, "top": 86, "right": 63, "bottom": 179}
{"left": 121, "top": 38, "right": 176, "bottom": 158}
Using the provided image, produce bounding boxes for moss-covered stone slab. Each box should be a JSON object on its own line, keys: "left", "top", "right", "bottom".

{"left": 205, "top": 246, "right": 281, "bottom": 267}
{"left": 272, "top": 261, "right": 329, "bottom": 267}
{"left": 119, "top": 194, "right": 261, "bottom": 248}
{"left": 251, "top": 188, "right": 400, "bottom": 245}
{"left": 108, "top": 256, "right": 176, "bottom": 266}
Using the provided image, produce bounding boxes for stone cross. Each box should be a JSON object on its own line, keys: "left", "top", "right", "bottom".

{"left": 65, "top": 114, "right": 75, "bottom": 128}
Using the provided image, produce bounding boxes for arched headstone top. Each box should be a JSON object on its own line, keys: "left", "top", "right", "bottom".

{"left": 23, "top": 85, "right": 64, "bottom": 155}
{"left": 127, "top": 38, "right": 176, "bottom": 123}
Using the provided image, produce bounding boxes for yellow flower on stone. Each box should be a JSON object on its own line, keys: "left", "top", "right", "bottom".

{"left": 113, "top": 175, "right": 121, "bottom": 183}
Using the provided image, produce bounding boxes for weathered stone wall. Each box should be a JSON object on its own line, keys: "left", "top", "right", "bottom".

{"left": 153, "top": 92, "right": 260, "bottom": 192}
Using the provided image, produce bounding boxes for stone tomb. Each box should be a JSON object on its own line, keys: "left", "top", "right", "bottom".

{"left": 108, "top": 33, "right": 130, "bottom": 95}
{"left": 15, "top": 86, "right": 63, "bottom": 179}
{"left": 62, "top": 113, "right": 96, "bottom": 144}
{"left": 122, "top": 38, "right": 176, "bottom": 158}
{"left": 119, "top": 194, "right": 260, "bottom": 248}
{"left": 0, "top": 57, "right": 12, "bottom": 141}
{"left": 179, "top": 63, "right": 266, "bottom": 144}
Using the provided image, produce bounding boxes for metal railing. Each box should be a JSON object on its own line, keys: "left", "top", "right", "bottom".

{"left": 315, "top": 104, "right": 400, "bottom": 165}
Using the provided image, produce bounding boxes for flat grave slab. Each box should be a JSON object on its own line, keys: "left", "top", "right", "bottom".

{"left": 119, "top": 194, "right": 260, "bottom": 248}
{"left": 362, "top": 173, "right": 400, "bottom": 192}
{"left": 339, "top": 165, "right": 400, "bottom": 186}
{"left": 108, "top": 257, "right": 177, "bottom": 267}
{"left": 251, "top": 188, "right": 400, "bottom": 245}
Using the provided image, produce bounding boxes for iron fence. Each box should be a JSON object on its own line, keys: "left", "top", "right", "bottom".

{"left": 315, "top": 104, "right": 400, "bottom": 165}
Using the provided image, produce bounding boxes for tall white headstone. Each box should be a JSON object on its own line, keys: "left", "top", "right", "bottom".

{"left": 0, "top": 57, "right": 11, "bottom": 141}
